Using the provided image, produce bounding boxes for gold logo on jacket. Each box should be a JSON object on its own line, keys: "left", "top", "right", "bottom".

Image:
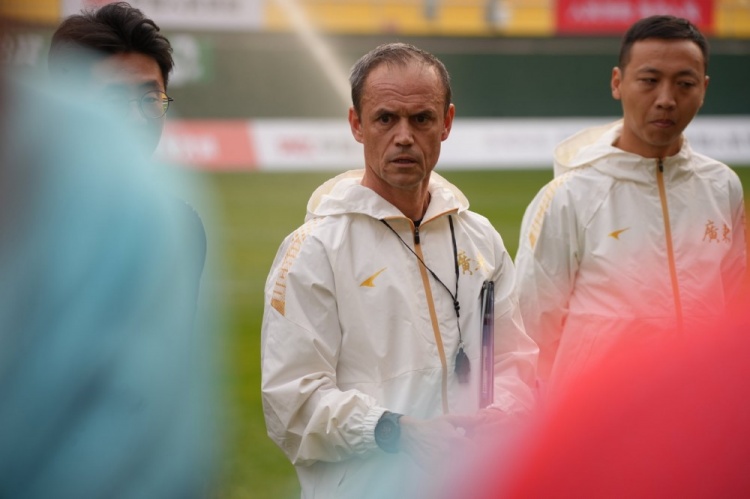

{"left": 608, "top": 227, "right": 630, "bottom": 240}
{"left": 703, "top": 220, "right": 731, "bottom": 243}
{"left": 360, "top": 268, "right": 386, "bottom": 287}
{"left": 458, "top": 250, "right": 486, "bottom": 275}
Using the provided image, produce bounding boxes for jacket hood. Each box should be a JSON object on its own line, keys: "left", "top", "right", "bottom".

{"left": 305, "top": 169, "right": 470, "bottom": 222}
{"left": 553, "top": 119, "right": 694, "bottom": 183}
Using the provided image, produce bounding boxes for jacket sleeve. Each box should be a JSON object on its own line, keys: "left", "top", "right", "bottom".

{"left": 261, "top": 223, "right": 386, "bottom": 466}
{"left": 489, "top": 244, "right": 539, "bottom": 415}
{"left": 722, "top": 172, "right": 748, "bottom": 308}
{"left": 514, "top": 179, "right": 580, "bottom": 386}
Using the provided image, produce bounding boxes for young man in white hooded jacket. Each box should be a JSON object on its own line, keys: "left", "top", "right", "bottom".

{"left": 261, "top": 43, "right": 538, "bottom": 498}
{"left": 515, "top": 15, "right": 747, "bottom": 398}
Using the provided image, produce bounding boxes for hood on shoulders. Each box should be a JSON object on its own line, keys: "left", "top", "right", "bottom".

{"left": 553, "top": 119, "right": 694, "bottom": 182}
{"left": 553, "top": 120, "right": 623, "bottom": 177}
{"left": 305, "top": 169, "right": 470, "bottom": 222}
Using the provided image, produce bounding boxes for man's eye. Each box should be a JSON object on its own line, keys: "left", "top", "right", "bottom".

{"left": 678, "top": 81, "right": 697, "bottom": 88}
{"left": 378, "top": 115, "right": 391, "bottom": 124}
{"left": 414, "top": 114, "right": 430, "bottom": 124}
{"left": 639, "top": 78, "right": 657, "bottom": 84}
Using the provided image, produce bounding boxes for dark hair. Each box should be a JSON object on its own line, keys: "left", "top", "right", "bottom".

{"left": 49, "top": 2, "right": 173, "bottom": 88}
{"left": 619, "top": 15, "right": 709, "bottom": 73}
{"left": 349, "top": 42, "right": 452, "bottom": 116}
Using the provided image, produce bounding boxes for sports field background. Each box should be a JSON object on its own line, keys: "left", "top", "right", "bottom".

{"left": 178, "top": 166, "right": 750, "bottom": 499}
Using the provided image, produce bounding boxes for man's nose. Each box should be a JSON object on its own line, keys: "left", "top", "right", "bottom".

{"left": 655, "top": 83, "right": 677, "bottom": 109}
{"left": 394, "top": 120, "right": 414, "bottom": 146}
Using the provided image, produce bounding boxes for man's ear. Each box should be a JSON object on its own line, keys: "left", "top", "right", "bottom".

{"left": 348, "top": 107, "right": 364, "bottom": 144}
{"left": 700, "top": 75, "right": 710, "bottom": 107}
{"left": 441, "top": 103, "right": 455, "bottom": 142}
{"left": 611, "top": 66, "right": 622, "bottom": 101}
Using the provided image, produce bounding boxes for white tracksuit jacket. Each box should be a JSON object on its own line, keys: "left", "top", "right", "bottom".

{"left": 516, "top": 121, "right": 747, "bottom": 394}
{"left": 261, "top": 170, "right": 538, "bottom": 498}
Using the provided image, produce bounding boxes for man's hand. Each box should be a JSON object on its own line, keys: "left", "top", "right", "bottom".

{"left": 443, "top": 408, "right": 527, "bottom": 440}
{"left": 398, "top": 415, "right": 475, "bottom": 473}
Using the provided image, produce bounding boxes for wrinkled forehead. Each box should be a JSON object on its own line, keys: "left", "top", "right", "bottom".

{"left": 362, "top": 61, "right": 445, "bottom": 103}
{"left": 365, "top": 58, "right": 437, "bottom": 81}
{"left": 367, "top": 58, "right": 442, "bottom": 84}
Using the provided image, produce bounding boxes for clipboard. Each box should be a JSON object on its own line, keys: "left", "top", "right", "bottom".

{"left": 480, "top": 280, "right": 494, "bottom": 408}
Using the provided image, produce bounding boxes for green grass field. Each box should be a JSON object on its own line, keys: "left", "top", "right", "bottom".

{"left": 180, "top": 167, "right": 750, "bottom": 499}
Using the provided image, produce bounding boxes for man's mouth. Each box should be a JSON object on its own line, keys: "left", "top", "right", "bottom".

{"left": 651, "top": 119, "right": 676, "bottom": 128}
{"left": 391, "top": 156, "right": 417, "bottom": 165}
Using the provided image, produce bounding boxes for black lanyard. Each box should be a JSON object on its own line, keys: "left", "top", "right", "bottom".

{"left": 380, "top": 215, "right": 470, "bottom": 383}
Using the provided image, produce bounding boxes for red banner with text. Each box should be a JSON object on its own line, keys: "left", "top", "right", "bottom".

{"left": 556, "top": 0, "right": 714, "bottom": 35}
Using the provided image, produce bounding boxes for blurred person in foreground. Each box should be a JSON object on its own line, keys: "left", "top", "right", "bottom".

{"left": 0, "top": 58, "right": 218, "bottom": 497}
{"left": 515, "top": 15, "right": 747, "bottom": 399}
{"left": 260, "top": 43, "right": 538, "bottom": 498}
{"left": 48, "top": 1, "right": 206, "bottom": 307}
{"left": 456, "top": 311, "right": 750, "bottom": 499}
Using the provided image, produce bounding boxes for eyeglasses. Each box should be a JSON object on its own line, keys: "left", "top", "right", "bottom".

{"left": 108, "top": 90, "right": 174, "bottom": 119}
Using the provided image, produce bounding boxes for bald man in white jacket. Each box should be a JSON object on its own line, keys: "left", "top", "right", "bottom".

{"left": 261, "top": 43, "right": 537, "bottom": 498}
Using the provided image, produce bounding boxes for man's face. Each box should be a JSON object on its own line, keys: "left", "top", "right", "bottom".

{"left": 349, "top": 62, "right": 454, "bottom": 200}
{"left": 90, "top": 52, "right": 167, "bottom": 155}
{"left": 611, "top": 38, "right": 708, "bottom": 159}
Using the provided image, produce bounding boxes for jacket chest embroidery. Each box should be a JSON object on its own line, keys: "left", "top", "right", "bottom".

{"left": 457, "top": 249, "right": 486, "bottom": 275}
{"left": 703, "top": 220, "right": 731, "bottom": 243}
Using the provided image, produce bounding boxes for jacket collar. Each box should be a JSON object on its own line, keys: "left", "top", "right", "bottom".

{"left": 305, "top": 169, "right": 469, "bottom": 222}
{"left": 554, "top": 120, "right": 694, "bottom": 184}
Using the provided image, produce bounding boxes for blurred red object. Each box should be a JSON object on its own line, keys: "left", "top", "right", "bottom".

{"left": 465, "top": 307, "right": 750, "bottom": 499}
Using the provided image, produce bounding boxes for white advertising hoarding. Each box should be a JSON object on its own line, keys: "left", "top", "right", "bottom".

{"left": 248, "top": 116, "right": 750, "bottom": 170}
{"left": 251, "top": 120, "right": 363, "bottom": 170}
{"left": 158, "top": 116, "right": 750, "bottom": 170}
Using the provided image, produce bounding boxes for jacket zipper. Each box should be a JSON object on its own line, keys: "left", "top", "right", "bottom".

{"left": 656, "top": 158, "right": 684, "bottom": 331}
{"left": 412, "top": 221, "right": 450, "bottom": 415}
